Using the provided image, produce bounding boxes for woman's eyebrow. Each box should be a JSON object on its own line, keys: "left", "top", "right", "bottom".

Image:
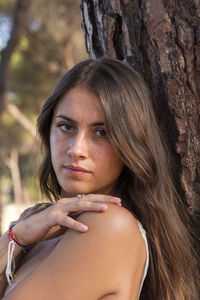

{"left": 55, "top": 115, "right": 104, "bottom": 127}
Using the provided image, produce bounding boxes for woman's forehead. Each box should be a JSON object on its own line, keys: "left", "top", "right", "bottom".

{"left": 53, "top": 86, "right": 104, "bottom": 123}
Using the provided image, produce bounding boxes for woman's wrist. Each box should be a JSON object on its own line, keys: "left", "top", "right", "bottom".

{"left": 8, "top": 224, "right": 35, "bottom": 252}
{"left": 6, "top": 224, "right": 35, "bottom": 285}
{"left": 10, "top": 223, "right": 35, "bottom": 251}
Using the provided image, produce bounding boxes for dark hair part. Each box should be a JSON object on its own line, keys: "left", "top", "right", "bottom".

{"left": 37, "top": 57, "right": 199, "bottom": 299}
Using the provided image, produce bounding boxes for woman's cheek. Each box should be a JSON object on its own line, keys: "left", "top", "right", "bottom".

{"left": 92, "top": 143, "right": 114, "bottom": 163}
{"left": 50, "top": 131, "right": 67, "bottom": 156}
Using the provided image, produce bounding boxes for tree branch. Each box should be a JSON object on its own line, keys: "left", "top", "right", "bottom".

{"left": 7, "top": 103, "right": 36, "bottom": 137}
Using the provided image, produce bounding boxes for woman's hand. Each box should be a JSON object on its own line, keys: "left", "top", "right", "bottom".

{"left": 12, "top": 194, "right": 121, "bottom": 246}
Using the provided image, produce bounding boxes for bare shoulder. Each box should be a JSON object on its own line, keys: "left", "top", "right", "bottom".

{"left": 56, "top": 202, "right": 146, "bottom": 287}
{"left": 56, "top": 202, "right": 147, "bottom": 296}
{"left": 59, "top": 202, "right": 146, "bottom": 273}
{"left": 3, "top": 204, "right": 147, "bottom": 300}
{"left": 74, "top": 202, "right": 144, "bottom": 244}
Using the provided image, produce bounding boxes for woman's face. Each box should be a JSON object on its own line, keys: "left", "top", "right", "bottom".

{"left": 50, "top": 86, "right": 124, "bottom": 197}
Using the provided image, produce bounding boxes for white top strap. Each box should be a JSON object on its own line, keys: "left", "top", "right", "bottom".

{"left": 137, "top": 222, "right": 149, "bottom": 299}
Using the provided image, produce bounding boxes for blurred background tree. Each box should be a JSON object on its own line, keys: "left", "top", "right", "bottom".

{"left": 0, "top": 0, "right": 87, "bottom": 234}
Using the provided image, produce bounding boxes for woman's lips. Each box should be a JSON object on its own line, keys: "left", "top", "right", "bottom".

{"left": 63, "top": 165, "right": 91, "bottom": 176}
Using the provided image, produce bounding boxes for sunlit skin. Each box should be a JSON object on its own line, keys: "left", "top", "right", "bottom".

{"left": 50, "top": 86, "right": 124, "bottom": 197}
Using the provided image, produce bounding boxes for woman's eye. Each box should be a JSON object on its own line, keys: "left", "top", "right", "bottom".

{"left": 96, "top": 128, "right": 107, "bottom": 138}
{"left": 58, "top": 123, "right": 73, "bottom": 132}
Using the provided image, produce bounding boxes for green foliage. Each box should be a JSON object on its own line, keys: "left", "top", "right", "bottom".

{"left": 11, "top": 37, "right": 29, "bottom": 69}
{"left": 1, "top": 111, "right": 31, "bottom": 150}
{"left": 0, "top": 0, "right": 87, "bottom": 204}
{"left": 0, "top": 0, "right": 15, "bottom": 16}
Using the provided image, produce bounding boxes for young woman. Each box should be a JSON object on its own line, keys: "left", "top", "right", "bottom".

{"left": 0, "top": 57, "right": 199, "bottom": 299}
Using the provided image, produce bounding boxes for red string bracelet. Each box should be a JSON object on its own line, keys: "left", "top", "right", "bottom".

{"left": 6, "top": 225, "right": 35, "bottom": 285}
{"left": 8, "top": 224, "right": 35, "bottom": 253}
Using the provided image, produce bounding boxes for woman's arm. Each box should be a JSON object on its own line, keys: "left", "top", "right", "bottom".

{"left": 2, "top": 203, "right": 146, "bottom": 300}
{"left": 0, "top": 203, "right": 54, "bottom": 297}
{"left": 0, "top": 203, "right": 51, "bottom": 297}
{"left": 0, "top": 232, "right": 23, "bottom": 297}
{"left": 0, "top": 195, "right": 121, "bottom": 298}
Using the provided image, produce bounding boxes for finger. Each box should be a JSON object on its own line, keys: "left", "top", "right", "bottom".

{"left": 57, "top": 215, "right": 88, "bottom": 232}
{"left": 83, "top": 194, "right": 121, "bottom": 205}
{"left": 62, "top": 200, "right": 109, "bottom": 213}
{"left": 59, "top": 194, "right": 121, "bottom": 205}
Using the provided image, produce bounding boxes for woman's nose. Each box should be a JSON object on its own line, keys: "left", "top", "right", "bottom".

{"left": 68, "top": 132, "right": 89, "bottom": 159}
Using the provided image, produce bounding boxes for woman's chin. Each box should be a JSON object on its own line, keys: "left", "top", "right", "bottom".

{"left": 61, "top": 188, "right": 89, "bottom": 198}
{"left": 60, "top": 185, "right": 114, "bottom": 198}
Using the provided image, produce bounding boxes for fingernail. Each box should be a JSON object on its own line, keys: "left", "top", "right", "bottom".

{"left": 113, "top": 197, "right": 121, "bottom": 202}
{"left": 99, "top": 204, "right": 107, "bottom": 209}
{"left": 80, "top": 224, "right": 88, "bottom": 231}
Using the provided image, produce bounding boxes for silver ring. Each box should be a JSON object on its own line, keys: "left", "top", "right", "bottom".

{"left": 77, "top": 194, "right": 84, "bottom": 200}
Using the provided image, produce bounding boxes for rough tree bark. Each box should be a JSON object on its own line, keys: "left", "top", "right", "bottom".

{"left": 81, "top": 0, "right": 200, "bottom": 217}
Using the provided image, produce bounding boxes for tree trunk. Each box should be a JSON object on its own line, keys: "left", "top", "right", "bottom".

{"left": 5, "top": 149, "right": 23, "bottom": 205}
{"left": 81, "top": 0, "right": 200, "bottom": 216}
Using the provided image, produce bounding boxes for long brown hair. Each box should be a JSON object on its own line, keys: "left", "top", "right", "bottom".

{"left": 37, "top": 57, "right": 199, "bottom": 299}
